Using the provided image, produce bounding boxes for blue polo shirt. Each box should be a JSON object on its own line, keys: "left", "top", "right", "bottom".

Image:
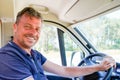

{"left": 0, "top": 41, "right": 47, "bottom": 80}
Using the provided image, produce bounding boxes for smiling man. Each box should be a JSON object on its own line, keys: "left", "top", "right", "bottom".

{"left": 0, "top": 7, "right": 116, "bottom": 80}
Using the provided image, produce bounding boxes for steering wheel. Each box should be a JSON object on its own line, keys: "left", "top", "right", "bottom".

{"left": 76, "top": 52, "right": 113, "bottom": 80}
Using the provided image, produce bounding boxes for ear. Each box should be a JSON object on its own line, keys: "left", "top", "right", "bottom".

{"left": 13, "top": 23, "right": 17, "bottom": 33}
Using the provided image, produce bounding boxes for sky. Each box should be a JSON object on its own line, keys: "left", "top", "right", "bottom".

{"left": 106, "top": 9, "right": 120, "bottom": 19}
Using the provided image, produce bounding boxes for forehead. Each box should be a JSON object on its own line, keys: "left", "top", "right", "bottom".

{"left": 19, "top": 14, "right": 42, "bottom": 27}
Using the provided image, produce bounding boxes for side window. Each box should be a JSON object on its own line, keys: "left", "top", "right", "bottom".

{"left": 33, "top": 24, "right": 62, "bottom": 65}
{"left": 33, "top": 22, "right": 83, "bottom": 66}
{"left": 64, "top": 32, "right": 83, "bottom": 66}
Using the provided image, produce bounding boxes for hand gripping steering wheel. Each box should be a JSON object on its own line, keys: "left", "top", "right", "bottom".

{"left": 76, "top": 53, "right": 113, "bottom": 80}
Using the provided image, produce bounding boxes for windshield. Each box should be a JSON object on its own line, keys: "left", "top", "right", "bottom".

{"left": 73, "top": 9, "right": 120, "bottom": 63}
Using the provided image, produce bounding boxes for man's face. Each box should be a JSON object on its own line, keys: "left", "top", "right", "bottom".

{"left": 13, "top": 14, "right": 42, "bottom": 49}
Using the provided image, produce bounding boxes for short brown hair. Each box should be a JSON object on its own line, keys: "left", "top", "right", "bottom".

{"left": 15, "top": 7, "right": 42, "bottom": 24}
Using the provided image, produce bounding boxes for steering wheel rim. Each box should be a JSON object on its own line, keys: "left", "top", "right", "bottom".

{"left": 77, "top": 53, "right": 113, "bottom": 80}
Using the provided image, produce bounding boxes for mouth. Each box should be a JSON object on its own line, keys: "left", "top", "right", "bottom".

{"left": 27, "top": 36, "right": 35, "bottom": 41}
{"left": 25, "top": 35, "right": 36, "bottom": 43}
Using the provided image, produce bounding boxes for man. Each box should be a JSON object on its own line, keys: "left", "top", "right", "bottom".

{"left": 0, "top": 7, "right": 116, "bottom": 80}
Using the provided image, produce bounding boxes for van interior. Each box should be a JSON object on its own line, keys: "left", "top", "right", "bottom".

{"left": 0, "top": 0, "right": 120, "bottom": 80}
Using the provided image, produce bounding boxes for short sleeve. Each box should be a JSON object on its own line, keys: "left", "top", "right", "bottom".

{"left": 0, "top": 51, "right": 32, "bottom": 80}
{"left": 35, "top": 51, "right": 47, "bottom": 65}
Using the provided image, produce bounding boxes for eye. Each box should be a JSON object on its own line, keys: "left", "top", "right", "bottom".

{"left": 36, "top": 27, "right": 40, "bottom": 33}
{"left": 24, "top": 25, "right": 32, "bottom": 30}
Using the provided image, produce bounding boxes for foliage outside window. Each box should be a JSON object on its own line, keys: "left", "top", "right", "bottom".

{"left": 74, "top": 10, "right": 120, "bottom": 62}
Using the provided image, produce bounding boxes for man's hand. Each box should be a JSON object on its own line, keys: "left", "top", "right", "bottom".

{"left": 98, "top": 56, "right": 116, "bottom": 71}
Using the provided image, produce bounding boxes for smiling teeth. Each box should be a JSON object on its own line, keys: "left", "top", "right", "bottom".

{"left": 27, "top": 37, "right": 35, "bottom": 40}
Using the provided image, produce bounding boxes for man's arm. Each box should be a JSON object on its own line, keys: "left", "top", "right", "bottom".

{"left": 43, "top": 56, "right": 116, "bottom": 77}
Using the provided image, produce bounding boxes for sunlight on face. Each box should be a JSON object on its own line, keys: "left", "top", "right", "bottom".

{"left": 13, "top": 14, "right": 42, "bottom": 49}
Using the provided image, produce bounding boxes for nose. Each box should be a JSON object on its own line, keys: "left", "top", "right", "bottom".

{"left": 29, "top": 29, "right": 39, "bottom": 36}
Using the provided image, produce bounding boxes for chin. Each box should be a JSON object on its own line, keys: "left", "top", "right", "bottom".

{"left": 25, "top": 43, "right": 35, "bottom": 48}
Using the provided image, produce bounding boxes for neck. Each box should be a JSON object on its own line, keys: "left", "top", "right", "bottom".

{"left": 12, "top": 40, "right": 32, "bottom": 55}
{"left": 24, "top": 48, "right": 32, "bottom": 55}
